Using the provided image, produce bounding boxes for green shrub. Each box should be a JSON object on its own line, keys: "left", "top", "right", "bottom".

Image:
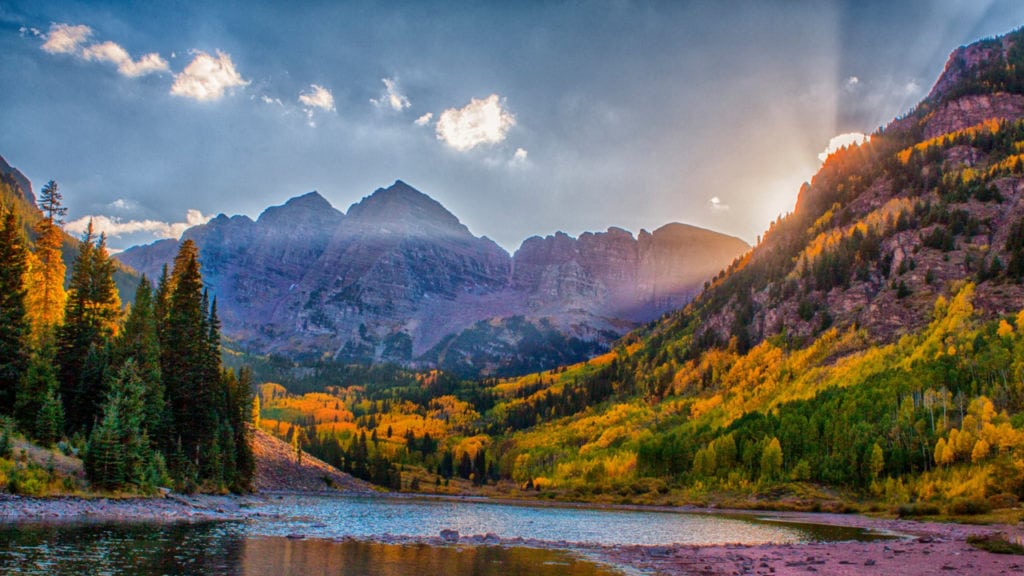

{"left": 949, "top": 497, "right": 992, "bottom": 516}
{"left": 8, "top": 465, "right": 50, "bottom": 496}
{"left": 967, "top": 534, "right": 1024, "bottom": 555}
{"left": 896, "top": 502, "right": 941, "bottom": 517}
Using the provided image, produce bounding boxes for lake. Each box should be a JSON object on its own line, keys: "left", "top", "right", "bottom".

{"left": 0, "top": 494, "right": 887, "bottom": 575}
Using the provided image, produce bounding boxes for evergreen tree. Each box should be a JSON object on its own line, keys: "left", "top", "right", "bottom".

{"left": 36, "top": 378, "right": 65, "bottom": 447}
{"left": 85, "top": 360, "right": 167, "bottom": 492}
{"left": 0, "top": 205, "right": 29, "bottom": 414}
{"left": 24, "top": 181, "right": 66, "bottom": 343}
{"left": 58, "top": 224, "right": 121, "bottom": 433}
{"left": 161, "top": 240, "right": 211, "bottom": 481}
{"left": 226, "top": 366, "right": 256, "bottom": 492}
{"left": 15, "top": 341, "right": 59, "bottom": 441}
{"left": 85, "top": 407, "right": 124, "bottom": 491}
{"left": 113, "top": 275, "right": 167, "bottom": 447}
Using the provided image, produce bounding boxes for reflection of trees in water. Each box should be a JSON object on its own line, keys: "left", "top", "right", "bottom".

{"left": 0, "top": 522, "right": 247, "bottom": 576}
{"left": 0, "top": 523, "right": 618, "bottom": 576}
{"left": 241, "top": 538, "right": 616, "bottom": 576}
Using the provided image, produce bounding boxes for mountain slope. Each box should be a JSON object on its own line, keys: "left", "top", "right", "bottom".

{"left": 117, "top": 181, "right": 748, "bottom": 375}
{"left": 477, "top": 26, "right": 1024, "bottom": 502}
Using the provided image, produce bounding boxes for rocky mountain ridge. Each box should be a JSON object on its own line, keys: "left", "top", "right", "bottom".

{"left": 644, "top": 26, "right": 1024, "bottom": 360}
{"left": 116, "top": 181, "right": 749, "bottom": 375}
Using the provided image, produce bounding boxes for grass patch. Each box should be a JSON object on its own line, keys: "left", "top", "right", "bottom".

{"left": 967, "top": 534, "right": 1024, "bottom": 555}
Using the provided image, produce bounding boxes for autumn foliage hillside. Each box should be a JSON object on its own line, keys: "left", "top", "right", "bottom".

{"left": 252, "top": 28, "right": 1024, "bottom": 513}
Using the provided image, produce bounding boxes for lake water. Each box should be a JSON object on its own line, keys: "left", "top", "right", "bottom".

{"left": 0, "top": 494, "right": 887, "bottom": 575}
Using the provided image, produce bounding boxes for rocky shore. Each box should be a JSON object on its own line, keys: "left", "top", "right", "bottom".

{"left": 587, "top": 511, "right": 1024, "bottom": 576}
{"left": 0, "top": 492, "right": 258, "bottom": 523}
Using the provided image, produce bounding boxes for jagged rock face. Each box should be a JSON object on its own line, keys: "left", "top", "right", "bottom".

{"left": 116, "top": 181, "right": 749, "bottom": 374}
{"left": 922, "top": 94, "right": 1024, "bottom": 140}
{"left": 513, "top": 223, "right": 749, "bottom": 321}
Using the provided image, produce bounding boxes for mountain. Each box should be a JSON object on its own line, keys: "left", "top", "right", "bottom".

{"left": 116, "top": 181, "right": 748, "bottom": 375}
{"left": 468, "top": 26, "right": 1024, "bottom": 500}
{"left": 0, "top": 153, "right": 34, "bottom": 206}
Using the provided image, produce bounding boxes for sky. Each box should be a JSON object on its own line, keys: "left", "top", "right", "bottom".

{"left": 1, "top": 1, "right": 1023, "bottom": 253}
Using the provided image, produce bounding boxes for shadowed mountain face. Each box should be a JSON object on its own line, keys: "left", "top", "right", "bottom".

{"left": 116, "top": 180, "right": 749, "bottom": 375}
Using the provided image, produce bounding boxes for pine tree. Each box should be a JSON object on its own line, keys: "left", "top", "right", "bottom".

{"left": 15, "top": 341, "right": 59, "bottom": 441}
{"left": 36, "top": 378, "right": 65, "bottom": 447}
{"left": 161, "top": 240, "right": 226, "bottom": 486}
{"left": 0, "top": 205, "right": 29, "bottom": 414}
{"left": 59, "top": 224, "right": 121, "bottom": 433}
{"left": 85, "top": 360, "right": 165, "bottom": 492}
{"left": 24, "top": 181, "right": 66, "bottom": 344}
{"left": 113, "top": 275, "right": 167, "bottom": 447}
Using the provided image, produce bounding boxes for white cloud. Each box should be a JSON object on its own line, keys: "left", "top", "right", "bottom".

{"left": 82, "top": 41, "right": 168, "bottom": 77}
{"left": 511, "top": 148, "right": 528, "bottom": 165}
{"left": 435, "top": 94, "right": 516, "bottom": 151}
{"left": 41, "top": 23, "right": 92, "bottom": 54}
{"left": 171, "top": 50, "right": 249, "bottom": 102}
{"left": 708, "top": 196, "right": 730, "bottom": 212}
{"left": 298, "top": 84, "right": 335, "bottom": 111}
{"left": 107, "top": 198, "right": 140, "bottom": 212}
{"left": 414, "top": 112, "right": 433, "bottom": 126}
{"left": 371, "top": 77, "right": 410, "bottom": 112}
{"left": 818, "top": 132, "right": 869, "bottom": 162}
{"left": 261, "top": 95, "right": 284, "bottom": 106}
{"left": 66, "top": 209, "right": 212, "bottom": 240}
{"left": 844, "top": 76, "right": 859, "bottom": 91}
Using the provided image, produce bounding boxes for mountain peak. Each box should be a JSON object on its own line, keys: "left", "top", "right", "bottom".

{"left": 257, "top": 190, "right": 343, "bottom": 227}
{"left": 0, "top": 153, "right": 35, "bottom": 205}
{"left": 346, "top": 180, "right": 469, "bottom": 236}
{"left": 926, "top": 27, "right": 1023, "bottom": 103}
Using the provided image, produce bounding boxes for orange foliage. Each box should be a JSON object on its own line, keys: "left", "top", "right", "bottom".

{"left": 896, "top": 119, "right": 1002, "bottom": 164}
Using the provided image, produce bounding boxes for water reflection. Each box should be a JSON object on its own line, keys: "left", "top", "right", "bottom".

{"left": 241, "top": 538, "right": 619, "bottom": 576}
{"left": 0, "top": 521, "right": 246, "bottom": 575}
{"left": 0, "top": 523, "right": 621, "bottom": 576}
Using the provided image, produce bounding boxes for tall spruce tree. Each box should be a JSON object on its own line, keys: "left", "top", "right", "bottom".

{"left": 113, "top": 275, "right": 167, "bottom": 447}
{"left": 0, "top": 205, "right": 29, "bottom": 414}
{"left": 58, "top": 223, "right": 122, "bottom": 433}
{"left": 161, "top": 240, "right": 219, "bottom": 486}
{"left": 24, "top": 180, "right": 66, "bottom": 344}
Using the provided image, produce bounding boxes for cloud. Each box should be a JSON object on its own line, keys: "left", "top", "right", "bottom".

{"left": 171, "top": 50, "right": 249, "bottom": 102}
{"left": 371, "top": 77, "right": 410, "bottom": 112}
{"left": 708, "top": 196, "right": 730, "bottom": 212}
{"left": 818, "top": 132, "right": 869, "bottom": 162}
{"left": 844, "top": 76, "right": 859, "bottom": 91}
{"left": 435, "top": 94, "right": 516, "bottom": 151}
{"left": 81, "top": 41, "right": 168, "bottom": 77}
{"left": 261, "top": 95, "right": 284, "bottom": 107}
{"left": 66, "top": 209, "right": 212, "bottom": 240}
{"left": 298, "top": 84, "right": 335, "bottom": 111}
{"left": 41, "top": 23, "right": 92, "bottom": 54}
{"left": 414, "top": 112, "right": 433, "bottom": 126}
{"left": 107, "top": 198, "right": 141, "bottom": 212}
{"left": 511, "top": 148, "right": 528, "bottom": 165}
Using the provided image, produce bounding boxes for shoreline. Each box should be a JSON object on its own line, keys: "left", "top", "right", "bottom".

{"left": 2, "top": 492, "right": 1022, "bottom": 575}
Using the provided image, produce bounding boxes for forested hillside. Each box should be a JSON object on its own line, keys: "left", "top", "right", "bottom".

{"left": 254, "top": 28, "right": 1024, "bottom": 513}
{"left": 1, "top": 173, "right": 254, "bottom": 495}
